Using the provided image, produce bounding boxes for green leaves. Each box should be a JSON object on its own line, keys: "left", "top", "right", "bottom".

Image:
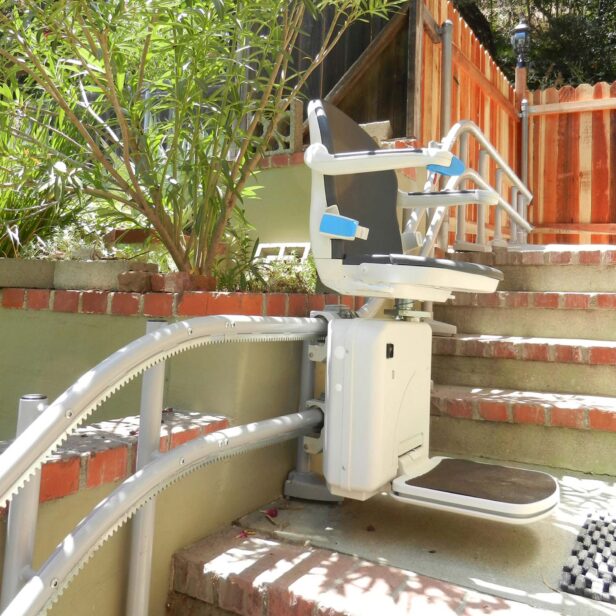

{"left": 471, "top": 0, "right": 616, "bottom": 87}
{"left": 0, "top": 0, "right": 402, "bottom": 272}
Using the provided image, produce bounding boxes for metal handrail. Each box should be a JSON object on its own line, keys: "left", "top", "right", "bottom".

{"left": 2, "top": 409, "right": 323, "bottom": 616}
{"left": 420, "top": 169, "right": 531, "bottom": 257}
{"left": 407, "top": 119, "right": 533, "bottom": 255}
{"left": 0, "top": 316, "right": 325, "bottom": 509}
{"left": 0, "top": 315, "right": 327, "bottom": 615}
{"left": 440, "top": 120, "right": 532, "bottom": 201}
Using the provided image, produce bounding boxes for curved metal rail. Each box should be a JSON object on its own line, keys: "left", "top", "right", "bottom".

{"left": 1, "top": 409, "right": 323, "bottom": 616}
{"left": 0, "top": 316, "right": 327, "bottom": 509}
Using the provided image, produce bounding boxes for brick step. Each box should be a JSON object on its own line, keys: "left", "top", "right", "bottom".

{"left": 430, "top": 386, "right": 616, "bottom": 473}
{"left": 168, "top": 527, "right": 547, "bottom": 616}
{"left": 432, "top": 335, "right": 616, "bottom": 397}
{"left": 431, "top": 384, "right": 616, "bottom": 432}
{"left": 452, "top": 247, "right": 616, "bottom": 292}
{"left": 434, "top": 291, "right": 616, "bottom": 340}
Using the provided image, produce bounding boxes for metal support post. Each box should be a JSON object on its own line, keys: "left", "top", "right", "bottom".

{"left": 521, "top": 99, "right": 529, "bottom": 188}
{"left": 492, "top": 169, "right": 506, "bottom": 247}
{"left": 510, "top": 187, "right": 519, "bottom": 244}
{"left": 126, "top": 319, "right": 167, "bottom": 616}
{"left": 0, "top": 395, "right": 47, "bottom": 610}
{"left": 284, "top": 335, "right": 341, "bottom": 502}
{"left": 455, "top": 133, "right": 469, "bottom": 247}
{"left": 440, "top": 20, "right": 453, "bottom": 139}
{"left": 518, "top": 194, "right": 528, "bottom": 244}
{"left": 520, "top": 99, "right": 530, "bottom": 245}
{"left": 295, "top": 339, "right": 315, "bottom": 473}
{"left": 477, "top": 150, "right": 489, "bottom": 248}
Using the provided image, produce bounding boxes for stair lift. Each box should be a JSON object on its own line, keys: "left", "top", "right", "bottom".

{"left": 294, "top": 100, "right": 559, "bottom": 524}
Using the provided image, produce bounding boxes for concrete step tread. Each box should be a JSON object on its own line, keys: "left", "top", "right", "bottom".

{"left": 450, "top": 291, "right": 616, "bottom": 310}
{"left": 170, "top": 527, "right": 546, "bottom": 616}
{"left": 433, "top": 334, "right": 616, "bottom": 365}
{"left": 431, "top": 384, "right": 616, "bottom": 431}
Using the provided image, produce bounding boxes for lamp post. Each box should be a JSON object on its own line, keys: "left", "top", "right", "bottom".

{"left": 511, "top": 17, "right": 531, "bottom": 242}
{"left": 511, "top": 17, "right": 531, "bottom": 109}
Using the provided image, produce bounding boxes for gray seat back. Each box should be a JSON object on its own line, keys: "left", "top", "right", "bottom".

{"left": 314, "top": 101, "right": 402, "bottom": 259}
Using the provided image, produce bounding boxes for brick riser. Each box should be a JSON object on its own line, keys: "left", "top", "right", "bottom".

{"left": 434, "top": 291, "right": 616, "bottom": 340}
{"left": 432, "top": 335, "right": 616, "bottom": 396}
{"left": 454, "top": 247, "right": 616, "bottom": 292}
{"left": 168, "top": 528, "right": 543, "bottom": 616}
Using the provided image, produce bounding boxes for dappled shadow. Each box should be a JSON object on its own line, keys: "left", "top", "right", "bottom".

{"left": 179, "top": 528, "right": 527, "bottom": 615}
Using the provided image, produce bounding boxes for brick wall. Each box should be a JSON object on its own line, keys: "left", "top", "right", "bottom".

{"left": 0, "top": 411, "right": 229, "bottom": 515}
{"left": 1, "top": 288, "right": 366, "bottom": 318}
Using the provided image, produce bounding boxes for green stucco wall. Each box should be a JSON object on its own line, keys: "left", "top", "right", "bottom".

{"left": 0, "top": 309, "right": 302, "bottom": 439}
{"left": 243, "top": 164, "right": 311, "bottom": 244}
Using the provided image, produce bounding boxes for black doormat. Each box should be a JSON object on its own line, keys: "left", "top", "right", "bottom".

{"left": 560, "top": 513, "right": 616, "bottom": 603}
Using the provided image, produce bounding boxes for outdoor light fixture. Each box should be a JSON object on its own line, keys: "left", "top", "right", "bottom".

{"left": 511, "top": 17, "right": 531, "bottom": 68}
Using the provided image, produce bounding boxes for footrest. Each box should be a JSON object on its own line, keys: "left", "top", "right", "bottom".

{"left": 398, "top": 189, "right": 499, "bottom": 209}
{"left": 391, "top": 457, "right": 559, "bottom": 524}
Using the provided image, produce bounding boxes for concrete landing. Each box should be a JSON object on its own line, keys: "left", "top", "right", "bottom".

{"left": 239, "top": 464, "right": 616, "bottom": 616}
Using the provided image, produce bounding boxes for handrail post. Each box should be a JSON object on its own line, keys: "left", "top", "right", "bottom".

{"left": 518, "top": 194, "right": 529, "bottom": 244}
{"left": 0, "top": 394, "right": 47, "bottom": 610}
{"left": 126, "top": 319, "right": 168, "bottom": 616}
{"left": 438, "top": 210, "right": 450, "bottom": 253}
{"left": 455, "top": 132, "right": 469, "bottom": 247}
{"left": 510, "top": 187, "right": 519, "bottom": 245}
{"left": 477, "top": 149, "right": 489, "bottom": 248}
{"left": 492, "top": 169, "right": 506, "bottom": 248}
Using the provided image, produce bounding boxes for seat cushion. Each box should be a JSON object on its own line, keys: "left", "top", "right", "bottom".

{"left": 342, "top": 253, "right": 503, "bottom": 281}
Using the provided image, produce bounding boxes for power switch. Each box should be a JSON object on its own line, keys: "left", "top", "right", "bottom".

{"left": 386, "top": 343, "right": 394, "bottom": 359}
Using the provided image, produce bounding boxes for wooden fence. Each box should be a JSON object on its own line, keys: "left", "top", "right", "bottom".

{"left": 314, "top": 1, "right": 616, "bottom": 246}
{"left": 527, "top": 82, "right": 616, "bottom": 244}
{"left": 417, "top": 0, "right": 519, "bottom": 243}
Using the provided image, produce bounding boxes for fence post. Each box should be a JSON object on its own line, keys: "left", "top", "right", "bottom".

{"left": 0, "top": 394, "right": 48, "bottom": 610}
{"left": 126, "top": 319, "right": 167, "bottom": 616}
{"left": 440, "top": 20, "right": 453, "bottom": 138}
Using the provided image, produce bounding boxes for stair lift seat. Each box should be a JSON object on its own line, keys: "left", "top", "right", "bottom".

{"left": 304, "top": 100, "right": 503, "bottom": 302}
{"left": 305, "top": 100, "right": 559, "bottom": 524}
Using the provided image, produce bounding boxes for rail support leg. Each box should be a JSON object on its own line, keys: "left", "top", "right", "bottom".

{"left": 284, "top": 341, "right": 341, "bottom": 502}
{"left": 0, "top": 394, "right": 47, "bottom": 610}
{"left": 126, "top": 319, "right": 167, "bottom": 616}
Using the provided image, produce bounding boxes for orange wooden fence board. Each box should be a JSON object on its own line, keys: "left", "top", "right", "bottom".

{"left": 529, "top": 81, "right": 616, "bottom": 244}
{"left": 416, "top": 3, "right": 615, "bottom": 247}
{"left": 419, "top": 1, "right": 518, "bottom": 244}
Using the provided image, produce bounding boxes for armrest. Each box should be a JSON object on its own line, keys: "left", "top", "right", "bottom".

{"left": 304, "top": 142, "right": 454, "bottom": 176}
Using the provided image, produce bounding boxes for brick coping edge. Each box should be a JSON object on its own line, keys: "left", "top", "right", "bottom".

{"left": 0, "top": 410, "right": 229, "bottom": 512}
{"left": 1, "top": 289, "right": 366, "bottom": 318}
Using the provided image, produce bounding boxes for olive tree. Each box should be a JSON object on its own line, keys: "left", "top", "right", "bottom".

{"left": 0, "top": 0, "right": 400, "bottom": 273}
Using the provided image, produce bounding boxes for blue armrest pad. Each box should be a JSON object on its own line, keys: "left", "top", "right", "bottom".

{"left": 319, "top": 213, "right": 359, "bottom": 239}
{"left": 427, "top": 155, "right": 465, "bottom": 177}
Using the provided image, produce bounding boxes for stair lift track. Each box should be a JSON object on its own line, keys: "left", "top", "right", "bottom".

{"left": 0, "top": 315, "right": 327, "bottom": 511}
{"left": 1, "top": 408, "right": 323, "bottom": 616}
